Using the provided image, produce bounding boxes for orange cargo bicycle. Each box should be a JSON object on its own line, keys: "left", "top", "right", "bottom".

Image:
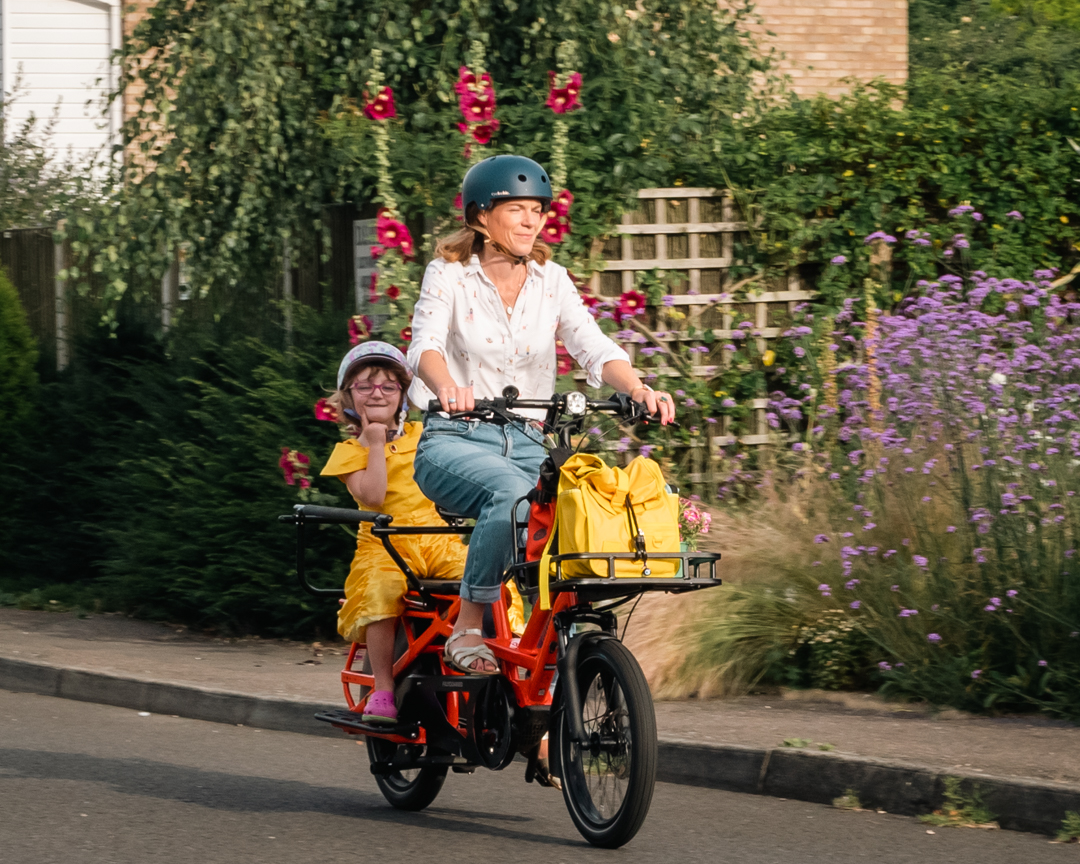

{"left": 280, "top": 390, "right": 722, "bottom": 848}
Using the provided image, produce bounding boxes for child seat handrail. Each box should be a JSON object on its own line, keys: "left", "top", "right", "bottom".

{"left": 279, "top": 504, "right": 434, "bottom": 607}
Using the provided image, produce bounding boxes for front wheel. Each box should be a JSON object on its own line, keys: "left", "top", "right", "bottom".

{"left": 554, "top": 638, "right": 657, "bottom": 848}
{"left": 366, "top": 737, "right": 448, "bottom": 811}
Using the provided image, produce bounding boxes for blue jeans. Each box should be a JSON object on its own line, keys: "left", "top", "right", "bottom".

{"left": 413, "top": 416, "right": 547, "bottom": 604}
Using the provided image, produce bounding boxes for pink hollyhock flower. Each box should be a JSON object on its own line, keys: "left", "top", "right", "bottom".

{"left": 400, "top": 326, "right": 412, "bottom": 343}
{"left": 454, "top": 192, "right": 463, "bottom": 211}
{"left": 385, "top": 284, "right": 400, "bottom": 300}
{"left": 552, "top": 189, "right": 574, "bottom": 218}
{"left": 546, "top": 71, "right": 583, "bottom": 114}
{"left": 314, "top": 398, "right": 338, "bottom": 422}
{"left": 460, "top": 120, "right": 499, "bottom": 145}
{"left": 376, "top": 210, "right": 413, "bottom": 250}
{"left": 279, "top": 449, "right": 311, "bottom": 487}
{"left": 363, "top": 87, "right": 396, "bottom": 121}
{"left": 541, "top": 214, "right": 568, "bottom": 244}
{"left": 615, "top": 290, "right": 647, "bottom": 322}
{"left": 370, "top": 244, "right": 386, "bottom": 260}
{"left": 347, "top": 314, "right": 372, "bottom": 345}
{"left": 398, "top": 237, "right": 415, "bottom": 259}
{"left": 455, "top": 67, "right": 495, "bottom": 101}
{"left": 460, "top": 88, "right": 496, "bottom": 122}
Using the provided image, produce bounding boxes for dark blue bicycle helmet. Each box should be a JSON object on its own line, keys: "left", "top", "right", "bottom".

{"left": 462, "top": 155, "right": 553, "bottom": 214}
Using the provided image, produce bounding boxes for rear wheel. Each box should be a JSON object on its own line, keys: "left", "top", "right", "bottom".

{"left": 361, "top": 628, "right": 448, "bottom": 811}
{"left": 366, "top": 737, "right": 448, "bottom": 811}
{"left": 555, "top": 638, "right": 657, "bottom": 848}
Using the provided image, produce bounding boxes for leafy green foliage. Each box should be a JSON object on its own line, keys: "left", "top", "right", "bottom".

{"left": 832, "top": 789, "right": 863, "bottom": 810}
{"left": 993, "top": 0, "right": 1080, "bottom": 31}
{"left": 93, "top": 330, "right": 352, "bottom": 636}
{"left": 0, "top": 266, "right": 38, "bottom": 438}
{"left": 713, "top": 73, "right": 1080, "bottom": 307}
{"left": 1057, "top": 811, "right": 1080, "bottom": 843}
{"left": 0, "top": 310, "right": 358, "bottom": 638}
{"left": 920, "top": 777, "right": 997, "bottom": 827}
{"left": 0, "top": 83, "right": 93, "bottom": 230}
{"left": 70, "top": 0, "right": 776, "bottom": 321}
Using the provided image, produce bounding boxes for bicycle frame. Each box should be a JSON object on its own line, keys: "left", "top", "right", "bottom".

{"left": 282, "top": 503, "right": 720, "bottom": 758}
{"left": 279, "top": 390, "right": 722, "bottom": 767}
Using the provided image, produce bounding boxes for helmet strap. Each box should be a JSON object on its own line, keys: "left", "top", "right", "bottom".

{"left": 470, "top": 219, "right": 531, "bottom": 266}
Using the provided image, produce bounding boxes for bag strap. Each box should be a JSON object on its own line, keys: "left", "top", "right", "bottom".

{"left": 538, "top": 520, "right": 558, "bottom": 611}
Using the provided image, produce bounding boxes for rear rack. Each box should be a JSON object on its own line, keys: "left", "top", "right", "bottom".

{"left": 510, "top": 550, "right": 722, "bottom": 601}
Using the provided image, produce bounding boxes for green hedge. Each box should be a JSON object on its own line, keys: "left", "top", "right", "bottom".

{"left": 0, "top": 310, "right": 357, "bottom": 638}
{"left": 0, "top": 265, "right": 38, "bottom": 439}
{"left": 712, "top": 70, "right": 1080, "bottom": 306}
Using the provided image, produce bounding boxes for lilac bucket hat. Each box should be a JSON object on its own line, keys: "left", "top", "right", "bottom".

{"left": 337, "top": 341, "right": 412, "bottom": 389}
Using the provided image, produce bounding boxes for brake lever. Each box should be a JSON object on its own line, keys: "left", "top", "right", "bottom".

{"left": 621, "top": 394, "right": 680, "bottom": 428}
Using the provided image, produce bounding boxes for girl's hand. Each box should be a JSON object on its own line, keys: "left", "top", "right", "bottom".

{"left": 632, "top": 386, "right": 676, "bottom": 425}
{"left": 356, "top": 406, "right": 389, "bottom": 448}
{"left": 438, "top": 384, "right": 474, "bottom": 413}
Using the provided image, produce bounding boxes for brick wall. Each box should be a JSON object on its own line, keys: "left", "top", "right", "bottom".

{"left": 744, "top": 0, "right": 908, "bottom": 98}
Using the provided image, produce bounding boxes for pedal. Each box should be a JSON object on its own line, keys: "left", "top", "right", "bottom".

{"left": 314, "top": 709, "right": 421, "bottom": 739}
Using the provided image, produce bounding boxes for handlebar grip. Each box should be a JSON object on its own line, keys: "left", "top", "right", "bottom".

{"left": 290, "top": 504, "right": 390, "bottom": 526}
{"left": 427, "top": 399, "right": 443, "bottom": 412}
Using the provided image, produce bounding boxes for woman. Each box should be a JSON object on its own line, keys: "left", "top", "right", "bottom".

{"left": 407, "top": 154, "right": 675, "bottom": 674}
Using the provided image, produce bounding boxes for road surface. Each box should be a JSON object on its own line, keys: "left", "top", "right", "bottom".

{"left": 0, "top": 689, "right": 1071, "bottom": 863}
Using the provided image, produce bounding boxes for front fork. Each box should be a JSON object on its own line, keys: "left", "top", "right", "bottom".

{"left": 553, "top": 605, "right": 618, "bottom": 744}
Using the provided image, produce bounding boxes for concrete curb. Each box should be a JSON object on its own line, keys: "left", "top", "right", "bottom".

{"left": 657, "top": 739, "right": 1080, "bottom": 836}
{"left": 0, "top": 657, "right": 340, "bottom": 738}
{"left": 4, "top": 657, "right": 1078, "bottom": 835}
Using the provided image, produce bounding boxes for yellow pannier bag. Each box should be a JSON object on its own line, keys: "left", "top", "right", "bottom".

{"left": 538, "top": 453, "right": 681, "bottom": 609}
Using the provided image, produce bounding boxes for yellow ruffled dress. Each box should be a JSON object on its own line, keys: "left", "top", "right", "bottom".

{"left": 321, "top": 421, "right": 524, "bottom": 642}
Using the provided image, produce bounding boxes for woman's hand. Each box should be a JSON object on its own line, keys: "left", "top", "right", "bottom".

{"left": 438, "top": 384, "right": 474, "bottom": 413}
{"left": 631, "top": 386, "right": 676, "bottom": 425}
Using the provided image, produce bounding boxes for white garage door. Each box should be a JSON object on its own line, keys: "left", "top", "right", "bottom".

{"left": 3, "top": 0, "right": 119, "bottom": 166}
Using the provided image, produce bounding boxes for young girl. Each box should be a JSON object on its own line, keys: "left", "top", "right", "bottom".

{"left": 320, "top": 342, "right": 523, "bottom": 724}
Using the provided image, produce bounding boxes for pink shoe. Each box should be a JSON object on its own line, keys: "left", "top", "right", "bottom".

{"left": 362, "top": 690, "right": 398, "bottom": 724}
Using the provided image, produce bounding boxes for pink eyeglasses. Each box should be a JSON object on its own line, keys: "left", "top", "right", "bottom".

{"left": 350, "top": 381, "right": 402, "bottom": 396}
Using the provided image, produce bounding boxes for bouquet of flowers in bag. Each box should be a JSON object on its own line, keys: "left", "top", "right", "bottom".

{"left": 678, "top": 498, "right": 712, "bottom": 551}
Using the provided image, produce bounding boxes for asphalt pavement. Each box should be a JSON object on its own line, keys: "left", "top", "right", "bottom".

{"left": 2, "top": 689, "right": 1075, "bottom": 864}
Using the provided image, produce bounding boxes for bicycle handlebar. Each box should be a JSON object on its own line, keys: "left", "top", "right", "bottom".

{"left": 424, "top": 389, "right": 654, "bottom": 426}
{"left": 277, "top": 503, "right": 390, "bottom": 527}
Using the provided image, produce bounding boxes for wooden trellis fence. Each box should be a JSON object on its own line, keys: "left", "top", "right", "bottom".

{"left": 583, "top": 187, "right": 815, "bottom": 491}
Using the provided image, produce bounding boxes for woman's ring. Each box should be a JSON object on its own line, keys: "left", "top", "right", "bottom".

{"left": 448, "top": 397, "right": 457, "bottom": 403}
{"left": 659, "top": 395, "right": 669, "bottom": 401}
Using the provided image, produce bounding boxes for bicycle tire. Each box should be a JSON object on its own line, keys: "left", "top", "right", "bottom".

{"left": 555, "top": 638, "right": 657, "bottom": 848}
{"left": 361, "top": 631, "right": 448, "bottom": 812}
{"left": 366, "top": 736, "right": 448, "bottom": 811}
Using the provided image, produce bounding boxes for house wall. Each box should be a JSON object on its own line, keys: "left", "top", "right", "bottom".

{"left": 2, "top": 0, "right": 121, "bottom": 164}
{"left": 747, "top": 0, "right": 908, "bottom": 98}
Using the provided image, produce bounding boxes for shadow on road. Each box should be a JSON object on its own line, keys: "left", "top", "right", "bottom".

{"left": 0, "top": 747, "right": 578, "bottom": 847}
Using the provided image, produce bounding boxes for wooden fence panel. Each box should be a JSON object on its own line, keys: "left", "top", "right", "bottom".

{"left": 583, "top": 188, "right": 815, "bottom": 492}
{"left": 1, "top": 227, "right": 59, "bottom": 363}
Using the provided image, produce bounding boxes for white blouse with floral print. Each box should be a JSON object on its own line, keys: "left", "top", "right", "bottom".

{"left": 406, "top": 255, "right": 629, "bottom": 418}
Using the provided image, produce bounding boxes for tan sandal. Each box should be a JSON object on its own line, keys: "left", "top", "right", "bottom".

{"left": 443, "top": 628, "right": 499, "bottom": 675}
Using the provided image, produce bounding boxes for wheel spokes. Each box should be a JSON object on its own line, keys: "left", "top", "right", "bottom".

{"left": 575, "top": 670, "right": 632, "bottom": 821}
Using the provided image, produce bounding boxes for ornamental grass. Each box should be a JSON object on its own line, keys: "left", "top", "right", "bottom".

{"left": 643, "top": 264, "right": 1080, "bottom": 719}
